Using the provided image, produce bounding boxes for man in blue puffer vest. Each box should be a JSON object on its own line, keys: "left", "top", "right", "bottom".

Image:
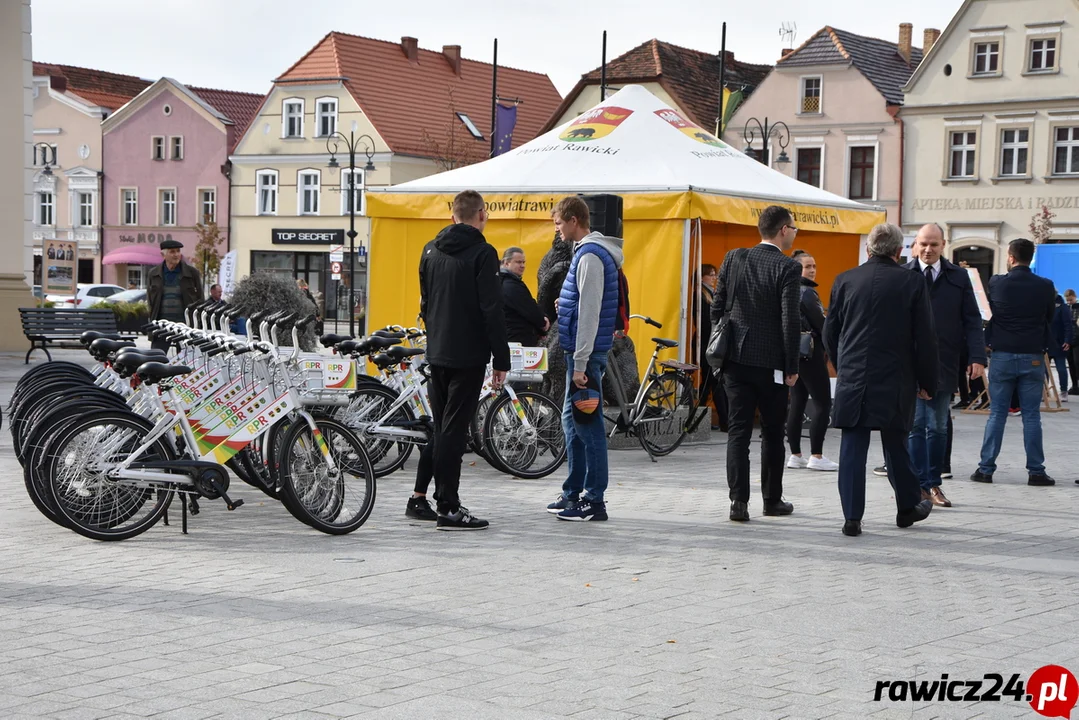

{"left": 546, "top": 196, "right": 624, "bottom": 522}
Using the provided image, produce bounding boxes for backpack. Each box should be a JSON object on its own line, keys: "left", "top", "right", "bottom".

{"left": 615, "top": 268, "right": 631, "bottom": 334}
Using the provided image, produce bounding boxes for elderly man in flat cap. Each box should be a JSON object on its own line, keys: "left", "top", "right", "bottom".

{"left": 147, "top": 238, "right": 203, "bottom": 349}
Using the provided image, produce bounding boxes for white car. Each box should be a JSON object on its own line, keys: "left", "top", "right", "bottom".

{"left": 47, "top": 283, "right": 126, "bottom": 308}
{"left": 100, "top": 288, "right": 148, "bottom": 305}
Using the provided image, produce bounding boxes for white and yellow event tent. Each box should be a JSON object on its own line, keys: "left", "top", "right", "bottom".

{"left": 366, "top": 85, "right": 884, "bottom": 370}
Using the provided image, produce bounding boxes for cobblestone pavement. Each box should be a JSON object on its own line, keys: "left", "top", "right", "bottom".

{"left": 1, "top": 351, "right": 1077, "bottom": 719}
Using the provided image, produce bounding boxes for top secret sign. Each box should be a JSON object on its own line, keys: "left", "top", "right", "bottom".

{"left": 272, "top": 229, "right": 345, "bottom": 245}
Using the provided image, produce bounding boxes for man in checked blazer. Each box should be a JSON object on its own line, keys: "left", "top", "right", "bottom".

{"left": 711, "top": 205, "right": 802, "bottom": 522}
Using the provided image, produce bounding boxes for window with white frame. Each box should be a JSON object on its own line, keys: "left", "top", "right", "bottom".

{"left": 340, "top": 169, "right": 365, "bottom": 215}
{"left": 127, "top": 266, "right": 144, "bottom": 289}
{"left": 973, "top": 42, "right": 1000, "bottom": 75}
{"left": 199, "top": 188, "right": 216, "bottom": 223}
{"left": 160, "top": 189, "right": 177, "bottom": 226}
{"left": 35, "top": 144, "right": 57, "bottom": 166}
{"left": 257, "top": 170, "right": 278, "bottom": 215}
{"left": 298, "top": 171, "right": 320, "bottom": 215}
{"left": 800, "top": 77, "right": 821, "bottom": 114}
{"left": 1054, "top": 127, "right": 1079, "bottom": 175}
{"left": 170, "top": 136, "right": 184, "bottom": 160}
{"left": 77, "top": 192, "right": 94, "bottom": 227}
{"left": 999, "top": 128, "right": 1029, "bottom": 176}
{"left": 848, "top": 146, "right": 876, "bottom": 200}
{"left": 152, "top": 136, "right": 165, "bottom": 160}
{"left": 1029, "top": 37, "right": 1058, "bottom": 72}
{"left": 283, "top": 99, "right": 304, "bottom": 138}
{"left": 122, "top": 189, "right": 138, "bottom": 225}
{"left": 949, "top": 130, "right": 978, "bottom": 178}
{"left": 316, "top": 98, "right": 337, "bottom": 137}
{"left": 37, "top": 192, "right": 54, "bottom": 226}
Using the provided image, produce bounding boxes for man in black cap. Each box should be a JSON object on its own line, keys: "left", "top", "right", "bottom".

{"left": 148, "top": 238, "right": 203, "bottom": 349}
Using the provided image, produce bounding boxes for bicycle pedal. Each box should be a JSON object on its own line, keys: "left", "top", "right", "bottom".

{"left": 188, "top": 497, "right": 200, "bottom": 515}
{"left": 225, "top": 498, "right": 244, "bottom": 511}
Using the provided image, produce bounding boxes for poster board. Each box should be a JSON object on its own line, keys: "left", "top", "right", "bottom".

{"left": 968, "top": 268, "right": 992, "bottom": 321}
{"left": 43, "top": 240, "right": 77, "bottom": 296}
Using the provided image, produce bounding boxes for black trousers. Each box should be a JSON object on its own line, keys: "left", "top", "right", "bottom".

{"left": 786, "top": 348, "right": 831, "bottom": 456}
{"left": 698, "top": 359, "right": 728, "bottom": 430}
{"left": 427, "top": 364, "right": 486, "bottom": 514}
{"left": 1069, "top": 345, "right": 1079, "bottom": 390}
{"left": 724, "top": 361, "right": 788, "bottom": 504}
{"left": 838, "top": 427, "right": 922, "bottom": 522}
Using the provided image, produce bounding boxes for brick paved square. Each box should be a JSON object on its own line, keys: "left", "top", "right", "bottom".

{"left": 1, "top": 350, "right": 1076, "bottom": 718}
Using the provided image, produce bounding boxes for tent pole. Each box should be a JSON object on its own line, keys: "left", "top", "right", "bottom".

{"left": 600, "top": 30, "right": 607, "bottom": 101}
{"left": 491, "top": 38, "right": 498, "bottom": 156}
{"left": 716, "top": 22, "right": 727, "bottom": 137}
{"left": 679, "top": 218, "right": 692, "bottom": 364}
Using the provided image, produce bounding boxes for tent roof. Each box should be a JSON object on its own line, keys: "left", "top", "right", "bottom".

{"left": 378, "top": 85, "right": 878, "bottom": 215}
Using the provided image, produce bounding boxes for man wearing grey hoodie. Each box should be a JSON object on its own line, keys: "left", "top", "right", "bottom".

{"left": 546, "top": 196, "right": 625, "bottom": 522}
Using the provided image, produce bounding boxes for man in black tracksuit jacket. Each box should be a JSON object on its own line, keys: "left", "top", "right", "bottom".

{"left": 419, "top": 190, "right": 511, "bottom": 530}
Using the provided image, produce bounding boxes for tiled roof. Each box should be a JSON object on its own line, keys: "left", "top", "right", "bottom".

{"left": 32, "top": 62, "right": 151, "bottom": 110}
{"left": 777, "top": 27, "right": 923, "bottom": 105}
{"left": 190, "top": 86, "right": 265, "bottom": 143}
{"left": 543, "top": 39, "right": 773, "bottom": 132}
{"left": 275, "top": 32, "right": 562, "bottom": 159}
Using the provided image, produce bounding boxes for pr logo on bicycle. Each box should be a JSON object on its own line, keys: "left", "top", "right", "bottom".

{"left": 873, "top": 665, "right": 1076, "bottom": 717}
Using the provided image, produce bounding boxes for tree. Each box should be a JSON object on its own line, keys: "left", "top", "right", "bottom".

{"left": 193, "top": 219, "right": 224, "bottom": 294}
{"left": 420, "top": 85, "right": 490, "bottom": 172}
{"left": 1030, "top": 205, "right": 1057, "bottom": 244}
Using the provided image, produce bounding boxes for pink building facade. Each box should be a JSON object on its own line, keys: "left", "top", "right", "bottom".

{"left": 101, "top": 79, "right": 261, "bottom": 288}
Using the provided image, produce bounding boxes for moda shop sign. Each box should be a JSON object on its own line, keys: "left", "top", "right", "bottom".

{"left": 272, "top": 229, "right": 345, "bottom": 245}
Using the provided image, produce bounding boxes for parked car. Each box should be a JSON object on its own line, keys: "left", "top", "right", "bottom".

{"left": 101, "top": 288, "right": 147, "bottom": 305}
{"left": 46, "top": 283, "right": 126, "bottom": 308}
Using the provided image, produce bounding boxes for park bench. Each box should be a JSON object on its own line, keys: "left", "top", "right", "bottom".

{"left": 18, "top": 307, "right": 135, "bottom": 364}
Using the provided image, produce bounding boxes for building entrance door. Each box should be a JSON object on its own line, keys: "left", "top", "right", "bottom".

{"left": 952, "top": 245, "right": 995, "bottom": 289}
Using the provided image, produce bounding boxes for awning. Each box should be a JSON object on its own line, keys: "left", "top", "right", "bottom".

{"left": 102, "top": 245, "right": 165, "bottom": 266}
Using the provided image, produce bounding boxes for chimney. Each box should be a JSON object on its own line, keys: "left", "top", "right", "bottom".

{"left": 781, "top": 48, "right": 794, "bottom": 58}
{"left": 401, "top": 36, "right": 419, "bottom": 64}
{"left": 898, "top": 23, "right": 913, "bottom": 64}
{"left": 443, "top": 45, "right": 462, "bottom": 76}
{"left": 923, "top": 28, "right": 941, "bottom": 55}
{"left": 49, "top": 74, "right": 67, "bottom": 93}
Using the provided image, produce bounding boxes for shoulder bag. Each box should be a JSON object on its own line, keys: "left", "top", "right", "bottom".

{"left": 705, "top": 248, "right": 749, "bottom": 374}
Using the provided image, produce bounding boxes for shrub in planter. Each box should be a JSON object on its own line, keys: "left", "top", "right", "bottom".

{"left": 228, "top": 272, "right": 317, "bottom": 351}
{"left": 109, "top": 300, "right": 150, "bottom": 331}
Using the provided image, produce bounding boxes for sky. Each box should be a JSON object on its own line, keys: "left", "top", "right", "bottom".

{"left": 32, "top": 0, "right": 964, "bottom": 97}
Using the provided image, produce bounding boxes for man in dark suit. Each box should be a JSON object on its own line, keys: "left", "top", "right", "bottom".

{"left": 824, "top": 223, "right": 937, "bottom": 536}
{"left": 905, "top": 223, "right": 986, "bottom": 508}
{"left": 973, "top": 238, "right": 1057, "bottom": 486}
{"left": 711, "top": 205, "right": 801, "bottom": 522}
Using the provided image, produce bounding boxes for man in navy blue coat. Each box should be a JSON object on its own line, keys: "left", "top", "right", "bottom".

{"left": 904, "top": 223, "right": 986, "bottom": 508}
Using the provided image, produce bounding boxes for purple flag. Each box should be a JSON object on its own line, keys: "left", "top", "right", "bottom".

{"left": 493, "top": 103, "right": 517, "bottom": 156}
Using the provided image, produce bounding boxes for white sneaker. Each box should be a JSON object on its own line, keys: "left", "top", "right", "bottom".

{"left": 807, "top": 456, "right": 840, "bottom": 472}
{"left": 1061, "top": 394, "right": 1069, "bottom": 403}
{"left": 787, "top": 454, "right": 808, "bottom": 469}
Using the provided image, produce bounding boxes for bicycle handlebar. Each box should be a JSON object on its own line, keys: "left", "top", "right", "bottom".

{"left": 630, "top": 314, "right": 662, "bottom": 329}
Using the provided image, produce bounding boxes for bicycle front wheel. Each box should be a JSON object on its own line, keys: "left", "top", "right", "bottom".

{"left": 279, "top": 417, "right": 376, "bottom": 534}
{"left": 483, "top": 391, "right": 566, "bottom": 479}
{"left": 336, "top": 385, "right": 416, "bottom": 478}
{"left": 637, "top": 372, "right": 696, "bottom": 457}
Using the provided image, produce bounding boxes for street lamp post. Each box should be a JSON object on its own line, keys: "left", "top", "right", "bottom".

{"left": 741, "top": 117, "right": 791, "bottom": 167}
{"left": 32, "top": 143, "right": 56, "bottom": 306}
{"left": 326, "top": 131, "right": 376, "bottom": 337}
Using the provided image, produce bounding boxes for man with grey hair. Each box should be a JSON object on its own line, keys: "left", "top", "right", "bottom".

{"left": 823, "top": 223, "right": 938, "bottom": 536}
{"left": 500, "top": 246, "right": 548, "bottom": 346}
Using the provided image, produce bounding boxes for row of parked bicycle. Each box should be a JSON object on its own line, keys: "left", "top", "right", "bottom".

{"left": 8, "top": 300, "right": 567, "bottom": 541}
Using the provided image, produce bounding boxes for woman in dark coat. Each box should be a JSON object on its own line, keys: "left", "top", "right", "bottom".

{"left": 785, "top": 251, "right": 836, "bottom": 470}
{"left": 697, "top": 264, "right": 727, "bottom": 430}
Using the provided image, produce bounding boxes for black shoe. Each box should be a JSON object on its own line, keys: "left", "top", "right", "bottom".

{"left": 405, "top": 496, "right": 438, "bottom": 521}
{"left": 436, "top": 507, "right": 490, "bottom": 531}
{"left": 1069, "top": 387, "right": 1079, "bottom": 396}
{"left": 872, "top": 465, "right": 888, "bottom": 477}
{"left": 1028, "top": 473, "right": 1056, "bottom": 486}
{"left": 970, "top": 470, "right": 993, "bottom": 483}
{"left": 842, "top": 520, "right": 862, "bottom": 536}
{"left": 896, "top": 499, "right": 932, "bottom": 528}
{"left": 952, "top": 400, "right": 970, "bottom": 410}
{"left": 763, "top": 499, "right": 794, "bottom": 516}
{"left": 729, "top": 501, "right": 749, "bottom": 522}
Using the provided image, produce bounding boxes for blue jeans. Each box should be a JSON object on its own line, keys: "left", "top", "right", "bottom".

{"left": 561, "top": 352, "right": 609, "bottom": 503}
{"left": 978, "top": 352, "right": 1045, "bottom": 475}
{"left": 908, "top": 393, "right": 951, "bottom": 491}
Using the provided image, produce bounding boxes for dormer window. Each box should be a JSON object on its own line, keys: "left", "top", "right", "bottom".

{"left": 457, "top": 112, "right": 484, "bottom": 139}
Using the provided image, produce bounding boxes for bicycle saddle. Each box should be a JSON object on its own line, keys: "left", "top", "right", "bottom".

{"left": 369, "top": 353, "right": 397, "bottom": 369}
{"left": 320, "top": 333, "right": 353, "bottom": 348}
{"left": 136, "top": 362, "right": 192, "bottom": 384}
{"left": 373, "top": 330, "right": 407, "bottom": 339}
{"left": 652, "top": 337, "right": 679, "bottom": 349}
{"left": 363, "top": 336, "right": 403, "bottom": 352}
{"left": 384, "top": 346, "right": 425, "bottom": 361}
{"left": 114, "top": 351, "right": 168, "bottom": 374}
{"left": 81, "top": 330, "right": 122, "bottom": 346}
{"left": 90, "top": 338, "right": 137, "bottom": 356}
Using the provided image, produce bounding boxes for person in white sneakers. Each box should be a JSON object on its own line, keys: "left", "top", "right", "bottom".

{"left": 786, "top": 250, "right": 839, "bottom": 472}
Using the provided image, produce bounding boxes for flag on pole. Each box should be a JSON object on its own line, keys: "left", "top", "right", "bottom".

{"left": 493, "top": 103, "right": 517, "bottom": 156}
